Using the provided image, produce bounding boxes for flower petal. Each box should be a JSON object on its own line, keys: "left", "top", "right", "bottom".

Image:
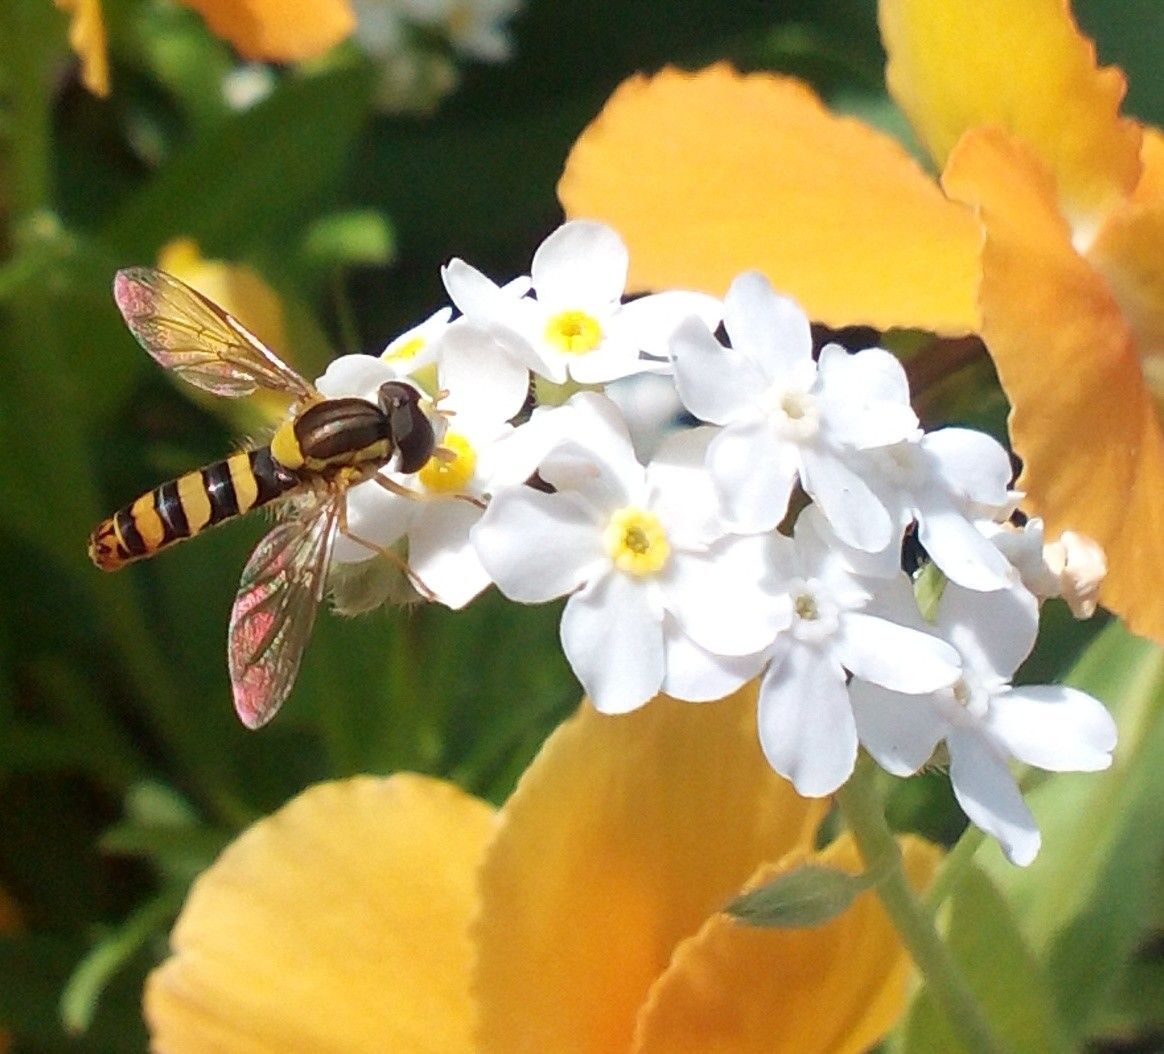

{"left": 633, "top": 836, "right": 941, "bottom": 1054}
{"left": 987, "top": 685, "right": 1116, "bottom": 772}
{"left": 799, "top": 445, "right": 892, "bottom": 553}
{"left": 943, "top": 127, "right": 1164, "bottom": 641}
{"left": 471, "top": 488, "right": 604, "bottom": 603}
{"left": 176, "top": 0, "right": 354, "bottom": 61}
{"left": 56, "top": 0, "right": 109, "bottom": 96}
{"left": 145, "top": 776, "right": 493, "bottom": 1053}
{"left": 560, "top": 574, "right": 664, "bottom": 714}
{"left": 661, "top": 623, "right": 765, "bottom": 702}
{"left": 758, "top": 643, "right": 858, "bottom": 797}
{"left": 531, "top": 220, "right": 628, "bottom": 307}
{"left": 838, "top": 612, "right": 961, "bottom": 694}
{"left": 407, "top": 500, "right": 490, "bottom": 610}
{"left": 707, "top": 419, "right": 799, "bottom": 533}
{"left": 881, "top": 0, "right": 1141, "bottom": 230}
{"left": 723, "top": 271, "right": 815, "bottom": 385}
{"left": 559, "top": 65, "right": 980, "bottom": 333}
{"left": 475, "top": 691, "right": 826, "bottom": 1054}
{"left": 947, "top": 727, "right": 1041, "bottom": 866}
{"left": 851, "top": 682, "right": 948, "bottom": 776}
{"left": 671, "top": 317, "right": 768, "bottom": 427}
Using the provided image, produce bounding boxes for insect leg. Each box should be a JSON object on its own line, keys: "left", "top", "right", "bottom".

{"left": 336, "top": 499, "right": 437, "bottom": 603}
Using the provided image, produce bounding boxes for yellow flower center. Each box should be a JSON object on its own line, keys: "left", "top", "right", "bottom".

{"left": 545, "top": 309, "right": 603, "bottom": 354}
{"left": 383, "top": 336, "right": 425, "bottom": 362}
{"left": 793, "top": 592, "right": 819, "bottom": 620}
{"left": 604, "top": 506, "right": 670, "bottom": 575}
{"left": 417, "top": 432, "right": 476, "bottom": 493}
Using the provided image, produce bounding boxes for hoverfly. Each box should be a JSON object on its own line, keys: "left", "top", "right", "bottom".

{"left": 89, "top": 268, "right": 443, "bottom": 728}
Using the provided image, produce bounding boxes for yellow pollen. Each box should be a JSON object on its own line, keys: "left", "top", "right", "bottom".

{"left": 604, "top": 506, "right": 670, "bottom": 576}
{"left": 782, "top": 391, "right": 809, "bottom": 419}
{"left": 545, "top": 309, "right": 602, "bottom": 354}
{"left": 794, "top": 593, "right": 818, "bottom": 620}
{"left": 418, "top": 432, "right": 476, "bottom": 494}
{"left": 952, "top": 680, "right": 971, "bottom": 707}
{"left": 383, "top": 336, "right": 425, "bottom": 362}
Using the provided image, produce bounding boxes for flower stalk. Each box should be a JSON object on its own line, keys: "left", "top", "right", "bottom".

{"left": 836, "top": 752, "right": 1007, "bottom": 1054}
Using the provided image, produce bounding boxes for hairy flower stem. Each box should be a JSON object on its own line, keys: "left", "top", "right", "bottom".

{"left": 836, "top": 753, "right": 1008, "bottom": 1054}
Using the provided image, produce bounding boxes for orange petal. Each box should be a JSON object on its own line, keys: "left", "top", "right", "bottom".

{"left": 55, "top": 0, "right": 109, "bottom": 97}
{"left": 1089, "top": 199, "right": 1164, "bottom": 395}
{"left": 475, "top": 690, "right": 826, "bottom": 1053}
{"left": 175, "top": 0, "right": 354, "bottom": 62}
{"left": 881, "top": 0, "right": 1141, "bottom": 233}
{"left": 633, "top": 836, "right": 941, "bottom": 1054}
{"left": 943, "top": 127, "right": 1164, "bottom": 644}
{"left": 558, "top": 65, "right": 980, "bottom": 335}
{"left": 1131, "top": 126, "right": 1164, "bottom": 203}
{"left": 145, "top": 775, "right": 495, "bottom": 1054}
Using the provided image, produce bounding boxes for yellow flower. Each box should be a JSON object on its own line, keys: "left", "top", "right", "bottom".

{"left": 58, "top": 0, "right": 354, "bottom": 95}
{"left": 145, "top": 691, "right": 938, "bottom": 1052}
{"left": 156, "top": 238, "right": 294, "bottom": 425}
{"left": 559, "top": 0, "right": 1164, "bottom": 644}
{"left": 55, "top": 0, "right": 109, "bottom": 96}
{"left": 174, "top": 0, "right": 354, "bottom": 62}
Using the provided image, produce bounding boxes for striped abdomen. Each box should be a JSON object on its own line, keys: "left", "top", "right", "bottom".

{"left": 89, "top": 447, "right": 300, "bottom": 571}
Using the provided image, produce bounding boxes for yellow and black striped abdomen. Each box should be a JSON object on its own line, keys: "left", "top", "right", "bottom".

{"left": 89, "top": 447, "right": 300, "bottom": 571}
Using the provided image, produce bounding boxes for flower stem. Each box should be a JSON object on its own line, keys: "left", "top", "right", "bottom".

{"left": 835, "top": 754, "right": 1008, "bottom": 1054}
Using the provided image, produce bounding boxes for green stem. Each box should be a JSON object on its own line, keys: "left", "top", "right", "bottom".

{"left": 836, "top": 754, "right": 1008, "bottom": 1054}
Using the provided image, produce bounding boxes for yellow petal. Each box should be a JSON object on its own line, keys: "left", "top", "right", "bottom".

{"left": 943, "top": 127, "right": 1164, "bottom": 644}
{"left": 881, "top": 0, "right": 1141, "bottom": 233}
{"left": 633, "top": 836, "right": 941, "bottom": 1054}
{"left": 55, "top": 0, "right": 109, "bottom": 97}
{"left": 1131, "top": 126, "right": 1164, "bottom": 203}
{"left": 558, "top": 65, "right": 980, "bottom": 334}
{"left": 175, "top": 0, "right": 354, "bottom": 62}
{"left": 475, "top": 690, "right": 827, "bottom": 1053}
{"left": 157, "top": 239, "right": 287, "bottom": 352}
{"left": 145, "top": 775, "right": 495, "bottom": 1054}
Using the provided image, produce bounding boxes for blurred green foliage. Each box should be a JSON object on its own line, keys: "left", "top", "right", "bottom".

{"left": 0, "top": 0, "right": 1162, "bottom": 1049}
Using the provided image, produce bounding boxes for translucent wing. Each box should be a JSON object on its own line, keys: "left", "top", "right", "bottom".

{"left": 228, "top": 496, "right": 339, "bottom": 728}
{"left": 113, "top": 267, "right": 318, "bottom": 400}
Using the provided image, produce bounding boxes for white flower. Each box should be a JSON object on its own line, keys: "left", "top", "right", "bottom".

{"left": 985, "top": 517, "right": 1107, "bottom": 618}
{"left": 670, "top": 271, "right": 918, "bottom": 550}
{"left": 399, "top": 0, "right": 523, "bottom": 61}
{"left": 443, "top": 220, "right": 721, "bottom": 386}
{"left": 380, "top": 305, "right": 453, "bottom": 373}
{"left": 752, "top": 506, "right": 963, "bottom": 797}
{"left": 470, "top": 393, "right": 780, "bottom": 713}
{"left": 850, "top": 578, "right": 1117, "bottom": 866}
{"left": 316, "top": 339, "right": 530, "bottom": 610}
{"left": 861, "top": 428, "right": 1017, "bottom": 590}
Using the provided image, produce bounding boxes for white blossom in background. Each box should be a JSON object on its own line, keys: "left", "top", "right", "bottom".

{"left": 471, "top": 393, "right": 782, "bottom": 713}
{"left": 750, "top": 506, "right": 963, "bottom": 797}
{"left": 444, "top": 221, "right": 722, "bottom": 386}
{"left": 350, "top": 0, "right": 523, "bottom": 113}
{"left": 669, "top": 271, "right": 918, "bottom": 551}
{"left": 850, "top": 577, "right": 1117, "bottom": 865}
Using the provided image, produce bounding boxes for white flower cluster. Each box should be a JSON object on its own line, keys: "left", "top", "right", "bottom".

{"left": 324, "top": 220, "right": 1117, "bottom": 866}
{"left": 351, "top": 0, "right": 523, "bottom": 113}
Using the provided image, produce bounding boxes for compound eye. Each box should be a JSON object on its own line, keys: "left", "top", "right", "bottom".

{"left": 378, "top": 382, "right": 436, "bottom": 473}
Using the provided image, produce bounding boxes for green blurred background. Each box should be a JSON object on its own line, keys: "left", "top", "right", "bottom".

{"left": 2, "top": 0, "right": 1163, "bottom": 1048}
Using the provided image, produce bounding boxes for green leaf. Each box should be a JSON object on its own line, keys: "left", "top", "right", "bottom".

{"left": 103, "top": 64, "right": 373, "bottom": 260}
{"left": 60, "top": 887, "right": 184, "bottom": 1036}
{"left": 299, "top": 210, "right": 396, "bottom": 271}
{"left": 727, "top": 864, "right": 870, "bottom": 928}
{"left": 902, "top": 865, "right": 1067, "bottom": 1054}
{"left": 976, "top": 622, "right": 1164, "bottom": 1044}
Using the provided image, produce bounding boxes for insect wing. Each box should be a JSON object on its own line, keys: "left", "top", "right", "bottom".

{"left": 113, "top": 267, "right": 318, "bottom": 401}
{"left": 227, "top": 498, "right": 338, "bottom": 728}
